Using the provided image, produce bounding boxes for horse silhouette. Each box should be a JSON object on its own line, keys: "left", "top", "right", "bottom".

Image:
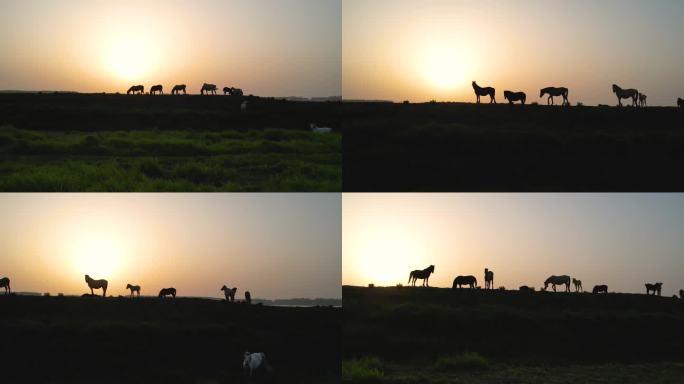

{"left": 638, "top": 93, "right": 647, "bottom": 107}
{"left": 540, "top": 87, "right": 569, "bottom": 106}
{"left": 503, "top": 91, "right": 526, "bottom": 105}
{"left": 158, "top": 287, "right": 176, "bottom": 298}
{"left": 127, "top": 85, "right": 144, "bottom": 95}
{"left": 572, "top": 278, "right": 583, "bottom": 292}
{"left": 484, "top": 268, "right": 494, "bottom": 289}
{"left": 472, "top": 81, "right": 496, "bottom": 104}
{"left": 678, "top": 98, "right": 683, "bottom": 108}
{"left": 126, "top": 284, "right": 140, "bottom": 297}
{"left": 408, "top": 265, "right": 435, "bottom": 287}
{"left": 201, "top": 83, "right": 217, "bottom": 95}
{"left": 85, "top": 275, "right": 108, "bottom": 296}
{"left": 150, "top": 84, "right": 163, "bottom": 95}
{"left": 0, "top": 277, "right": 10, "bottom": 294}
{"left": 221, "top": 285, "right": 237, "bottom": 302}
{"left": 680, "top": 289, "right": 684, "bottom": 299}
{"left": 592, "top": 284, "right": 608, "bottom": 294}
{"left": 645, "top": 282, "right": 662, "bottom": 296}
{"left": 245, "top": 290, "right": 252, "bottom": 304}
{"left": 519, "top": 285, "right": 535, "bottom": 292}
{"left": 612, "top": 84, "right": 638, "bottom": 107}
{"left": 171, "top": 84, "right": 186, "bottom": 95}
{"left": 543, "top": 275, "right": 570, "bottom": 292}
{"left": 223, "top": 86, "right": 243, "bottom": 96}
{"left": 453, "top": 275, "right": 477, "bottom": 289}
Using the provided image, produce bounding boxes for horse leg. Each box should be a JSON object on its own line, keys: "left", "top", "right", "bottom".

{"left": 90, "top": 287, "right": 94, "bottom": 295}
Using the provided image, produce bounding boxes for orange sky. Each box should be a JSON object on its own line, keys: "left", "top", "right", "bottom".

{"left": 0, "top": 194, "right": 341, "bottom": 299}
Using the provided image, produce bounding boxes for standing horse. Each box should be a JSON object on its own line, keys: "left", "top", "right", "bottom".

{"left": 158, "top": 287, "right": 176, "bottom": 298}
{"left": 572, "top": 278, "right": 583, "bottom": 292}
{"left": 201, "top": 83, "right": 217, "bottom": 95}
{"left": 171, "top": 84, "right": 186, "bottom": 95}
{"left": 127, "top": 85, "right": 144, "bottom": 95}
{"left": 223, "top": 86, "right": 244, "bottom": 96}
{"left": 638, "top": 93, "right": 647, "bottom": 107}
{"left": 484, "top": 268, "right": 494, "bottom": 289}
{"left": 245, "top": 290, "right": 252, "bottom": 304}
{"left": 543, "top": 275, "right": 571, "bottom": 292}
{"left": 221, "top": 285, "right": 237, "bottom": 302}
{"left": 408, "top": 265, "right": 435, "bottom": 287}
{"left": 0, "top": 277, "right": 10, "bottom": 294}
{"left": 150, "top": 84, "right": 163, "bottom": 95}
{"left": 472, "top": 81, "right": 496, "bottom": 104}
{"left": 504, "top": 91, "right": 526, "bottom": 105}
{"left": 645, "top": 282, "right": 662, "bottom": 296}
{"left": 126, "top": 284, "right": 141, "bottom": 297}
{"left": 85, "top": 275, "right": 108, "bottom": 297}
{"left": 540, "top": 87, "right": 569, "bottom": 106}
{"left": 453, "top": 275, "right": 477, "bottom": 289}
{"left": 678, "top": 98, "right": 683, "bottom": 108}
{"left": 612, "top": 84, "right": 638, "bottom": 107}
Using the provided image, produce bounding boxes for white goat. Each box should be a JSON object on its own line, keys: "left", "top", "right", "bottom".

{"left": 243, "top": 352, "right": 271, "bottom": 377}
{"left": 310, "top": 123, "right": 332, "bottom": 133}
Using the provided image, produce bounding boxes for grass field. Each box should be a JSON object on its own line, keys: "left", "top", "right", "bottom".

{"left": 342, "top": 102, "right": 684, "bottom": 191}
{"left": 1, "top": 295, "right": 340, "bottom": 383}
{"left": 342, "top": 285, "right": 684, "bottom": 383}
{"left": 0, "top": 93, "right": 341, "bottom": 191}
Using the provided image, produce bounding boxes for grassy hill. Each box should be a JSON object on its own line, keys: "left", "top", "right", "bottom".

{"left": 1, "top": 295, "right": 340, "bottom": 383}
{"left": 0, "top": 93, "right": 341, "bottom": 191}
{"left": 342, "top": 285, "right": 684, "bottom": 383}
{"left": 342, "top": 102, "right": 684, "bottom": 191}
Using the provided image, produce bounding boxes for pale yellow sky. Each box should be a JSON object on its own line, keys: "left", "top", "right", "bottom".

{"left": 343, "top": 0, "right": 684, "bottom": 105}
{"left": 343, "top": 194, "right": 684, "bottom": 296}
{"left": 0, "top": 194, "right": 341, "bottom": 299}
{"left": 0, "top": 0, "right": 341, "bottom": 96}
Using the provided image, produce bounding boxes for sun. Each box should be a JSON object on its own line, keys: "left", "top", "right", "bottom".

{"left": 421, "top": 46, "right": 469, "bottom": 90}
{"left": 69, "top": 234, "right": 125, "bottom": 280}
{"left": 102, "top": 34, "right": 159, "bottom": 82}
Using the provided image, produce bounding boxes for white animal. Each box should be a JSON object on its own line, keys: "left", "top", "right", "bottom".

{"left": 243, "top": 352, "right": 270, "bottom": 377}
{"left": 241, "top": 101, "right": 248, "bottom": 112}
{"left": 310, "top": 123, "right": 332, "bottom": 133}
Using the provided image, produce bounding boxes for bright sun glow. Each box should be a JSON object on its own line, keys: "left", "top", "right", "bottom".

{"left": 422, "top": 46, "right": 469, "bottom": 90}
{"left": 102, "top": 34, "right": 159, "bottom": 82}
{"left": 69, "top": 234, "right": 126, "bottom": 280}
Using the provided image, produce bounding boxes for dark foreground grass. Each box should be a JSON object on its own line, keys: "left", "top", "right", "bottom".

{"left": 342, "top": 102, "right": 684, "bottom": 191}
{"left": 0, "top": 93, "right": 340, "bottom": 191}
{"left": 343, "top": 286, "right": 684, "bottom": 383}
{"left": 1, "top": 295, "right": 340, "bottom": 383}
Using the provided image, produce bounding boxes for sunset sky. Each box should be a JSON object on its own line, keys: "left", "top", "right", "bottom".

{"left": 0, "top": 0, "right": 341, "bottom": 97}
{"left": 343, "top": 0, "right": 684, "bottom": 105}
{"left": 0, "top": 194, "right": 341, "bottom": 299}
{"left": 343, "top": 194, "right": 684, "bottom": 296}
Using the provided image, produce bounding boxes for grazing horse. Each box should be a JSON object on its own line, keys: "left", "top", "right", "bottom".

{"left": 540, "top": 87, "right": 569, "bottom": 106}
{"left": 408, "top": 265, "right": 435, "bottom": 287}
{"left": 543, "top": 275, "right": 571, "bottom": 292}
{"left": 678, "top": 98, "right": 683, "bottom": 108}
{"left": 245, "top": 290, "right": 252, "bottom": 304}
{"left": 85, "top": 275, "right": 108, "bottom": 297}
{"left": 171, "top": 84, "right": 186, "bottom": 95}
{"left": 638, "top": 93, "right": 647, "bottom": 107}
{"left": 243, "top": 352, "right": 270, "bottom": 377}
{"left": 158, "top": 287, "right": 176, "bottom": 298}
{"left": 484, "top": 268, "right": 494, "bottom": 289}
{"left": 453, "top": 275, "right": 477, "bottom": 289}
{"left": 223, "top": 86, "right": 243, "bottom": 96}
{"left": 592, "top": 284, "right": 608, "bottom": 294}
{"left": 127, "top": 85, "right": 144, "bottom": 95}
{"left": 645, "top": 282, "right": 662, "bottom": 296}
{"left": 519, "top": 285, "right": 535, "bottom": 292}
{"left": 150, "top": 84, "right": 163, "bottom": 95}
{"left": 504, "top": 91, "right": 526, "bottom": 105}
{"left": 221, "top": 285, "right": 237, "bottom": 302}
{"left": 572, "top": 278, "right": 583, "bottom": 292}
{"left": 126, "top": 284, "right": 141, "bottom": 297}
{"left": 472, "top": 81, "right": 496, "bottom": 104}
{"left": 0, "top": 277, "right": 10, "bottom": 294}
{"left": 201, "top": 83, "right": 217, "bottom": 95}
{"left": 612, "top": 84, "right": 638, "bottom": 107}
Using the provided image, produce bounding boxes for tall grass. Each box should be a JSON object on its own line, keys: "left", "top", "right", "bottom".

{"left": 342, "top": 356, "right": 384, "bottom": 382}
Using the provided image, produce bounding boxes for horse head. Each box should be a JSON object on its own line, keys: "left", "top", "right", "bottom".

{"left": 612, "top": 84, "right": 619, "bottom": 94}
{"left": 221, "top": 285, "right": 228, "bottom": 291}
